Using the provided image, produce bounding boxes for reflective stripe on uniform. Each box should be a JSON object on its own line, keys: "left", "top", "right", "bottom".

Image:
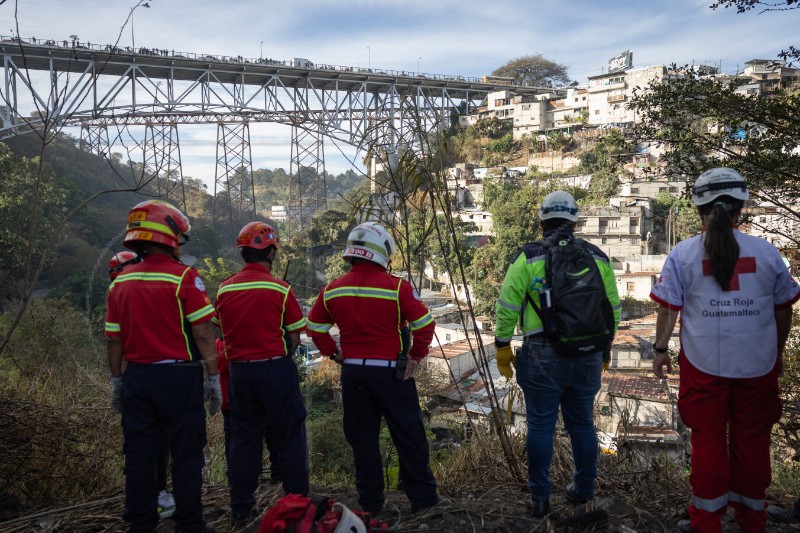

{"left": 307, "top": 319, "right": 332, "bottom": 333}
{"left": 497, "top": 298, "right": 522, "bottom": 312}
{"left": 522, "top": 326, "right": 544, "bottom": 337}
{"left": 495, "top": 335, "right": 513, "bottom": 343}
{"left": 105, "top": 322, "right": 121, "bottom": 333}
{"left": 285, "top": 317, "right": 307, "bottom": 331}
{"left": 115, "top": 272, "right": 182, "bottom": 284}
{"left": 186, "top": 304, "right": 215, "bottom": 323}
{"left": 409, "top": 312, "right": 433, "bottom": 330}
{"left": 728, "top": 491, "right": 765, "bottom": 511}
{"left": 324, "top": 286, "right": 398, "bottom": 301}
{"left": 526, "top": 254, "right": 545, "bottom": 264}
{"left": 692, "top": 493, "right": 728, "bottom": 512}
{"left": 217, "top": 280, "right": 289, "bottom": 296}
{"left": 127, "top": 219, "right": 178, "bottom": 237}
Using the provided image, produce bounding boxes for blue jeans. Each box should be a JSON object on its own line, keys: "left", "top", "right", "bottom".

{"left": 515, "top": 337, "right": 602, "bottom": 501}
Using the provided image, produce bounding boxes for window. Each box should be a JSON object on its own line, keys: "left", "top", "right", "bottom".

{"left": 595, "top": 109, "right": 600, "bottom": 115}
{"left": 445, "top": 334, "right": 451, "bottom": 342}
{"left": 631, "top": 187, "right": 639, "bottom": 194}
{"left": 669, "top": 186, "right": 678, "bottom": 193}
{"left": 626, "top": 282, "right": 635, "bottom": 292}
{"left": 601, "top": 237, "right": 607, "bottom": 244}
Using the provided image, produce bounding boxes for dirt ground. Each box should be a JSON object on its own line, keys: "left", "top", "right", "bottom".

{"left": 3, "top": 482, "right": 800, "bottom": 533}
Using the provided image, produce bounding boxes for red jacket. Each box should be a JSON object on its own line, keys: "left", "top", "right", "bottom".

{"left": 105, "top": 254, "right": 215, "bottom": 363}
{"left": 307, "top": 262, "right": 434, "bottom": 361}
{"left": 215, "top": 263, "right": 306, "bottom": 361}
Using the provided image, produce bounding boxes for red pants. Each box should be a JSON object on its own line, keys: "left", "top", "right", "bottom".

{"left": 677, "top": 351, "right": 781, "bottom": 533}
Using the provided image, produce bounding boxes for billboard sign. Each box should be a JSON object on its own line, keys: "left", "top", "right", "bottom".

{"left": 608, "top": 50, "right": 633, "bottom": 73}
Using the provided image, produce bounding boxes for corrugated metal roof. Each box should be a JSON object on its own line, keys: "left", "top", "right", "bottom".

{"left": 604, "top": 373, "right": 676, "bottom": 403}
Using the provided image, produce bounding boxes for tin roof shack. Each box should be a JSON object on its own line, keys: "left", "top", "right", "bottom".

{"left": 430, "top": 355, "right": 527, "bottom": 436}
{"left": 424, "top": 337, "right": 496, "bottom": 385}
{"left": 602, "top": 373, "right": 684, "bottom": 461}
{"left": 608, "top": 328, "right": 649, "bottom": 370}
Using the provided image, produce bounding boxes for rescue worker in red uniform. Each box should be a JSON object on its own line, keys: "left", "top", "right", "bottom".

{"left": 109, "top": 251, "right": 176, "bottom": 519}
{"left": 105, "top": 200, "right": 221, "bottom": 533}
{"left": 652, "top": 169, "right": 800, "bottom": 533}
{"left": 307, "top": 222, "right": 441, "bottom": 516}
{"left": 214, "top": 222, "right": 309, "bottom": 527}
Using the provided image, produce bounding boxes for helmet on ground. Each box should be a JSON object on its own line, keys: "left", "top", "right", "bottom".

{"left": 343, "top": 222, "right": 396, "bottom": 269}
{"left": 237, "top": 221, "right": 279, "bottom": 250}
{"left": 108, "top": 251, "right": 137, "bottom": 281}
{"left": 123, "top": 200, "right": 191, "bottom": 250}
{"left": 540, "top": 191, "right": 579, "bottom": 222}
{"left": 691, "top": 167, "right": 749, "bottom": 206}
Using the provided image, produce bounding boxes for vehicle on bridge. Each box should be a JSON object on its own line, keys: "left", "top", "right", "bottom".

{"left": 481, "top": 75, "right": 514, "bottom": 86}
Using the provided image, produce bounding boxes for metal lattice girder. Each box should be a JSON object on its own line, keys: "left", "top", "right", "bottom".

{"left": 143, "top": 122, "right": 186, "bottom": 211}
{"left": 213, "top": 121, "right": 254, "bottom": 228}
{"left": 80, "top": 123, "right": 110, "bottom": 156}
{"left": 0, "top": 43, "right": 556, "bottom": 144}
{"left": 288, "top": 123, "right": 327, "bottom": 230}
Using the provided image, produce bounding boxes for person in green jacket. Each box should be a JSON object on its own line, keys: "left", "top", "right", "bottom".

{"left": 494, "top": 190, "right": 620, "bottom": 518}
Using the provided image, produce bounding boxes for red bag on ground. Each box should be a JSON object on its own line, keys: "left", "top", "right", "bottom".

{"left": 260, "top": 493, "right": 363, "bottom": 533}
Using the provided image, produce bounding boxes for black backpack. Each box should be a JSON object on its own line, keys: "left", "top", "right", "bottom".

{"left": 525, "top": 233, "right": 615, "bottom": 356}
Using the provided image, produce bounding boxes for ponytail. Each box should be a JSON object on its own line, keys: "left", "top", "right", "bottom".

{"left": 700, "top": 198, "right": 742, "bottom": 291}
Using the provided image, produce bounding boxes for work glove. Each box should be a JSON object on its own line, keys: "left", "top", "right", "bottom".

{"left": 496, "top": 345, "right": 515, "bottom": 380}
{"left": 204, "top": 373, "right": 223, "bottom": 415}
{"left": 602, "top": 348, "right": 611, "bottom": 372}
{"left": 110, "top": 376, "right": 123, "bottom": 414}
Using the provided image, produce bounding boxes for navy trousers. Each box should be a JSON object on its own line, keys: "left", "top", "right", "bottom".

{"left": 341, "top": 365, "right": 438, "bottom": 514}
{"left": 229, "top": 357, "right": 309, "bottom": 517}
{"left": 121, "top": 363, "right": 206, "bottom": 532}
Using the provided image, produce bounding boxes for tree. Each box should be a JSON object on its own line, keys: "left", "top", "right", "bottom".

{"left": 196, "top": 257, "right": 239, "bottom": 300}
{"left": 492, "top": 54, "right": 571, "bottom": 87}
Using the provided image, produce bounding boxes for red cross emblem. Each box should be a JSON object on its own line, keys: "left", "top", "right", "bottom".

{"left": 702, "top": 257, "right": 756, "bottom": 291}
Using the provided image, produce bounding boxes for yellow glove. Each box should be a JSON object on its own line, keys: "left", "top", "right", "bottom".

{"left": 603, "top": 360, "right": 611, "bottom": 372}
{"left": 496, "top": 345, "right": 515, "bottom": 380}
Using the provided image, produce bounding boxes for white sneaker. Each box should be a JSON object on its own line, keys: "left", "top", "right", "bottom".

{"left": 157, "top": 490, "right": 176, "bottom": 518}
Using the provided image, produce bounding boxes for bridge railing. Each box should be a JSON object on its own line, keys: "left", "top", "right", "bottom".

{"left": 0, "top": 34, "right": 509, "bottom": 86}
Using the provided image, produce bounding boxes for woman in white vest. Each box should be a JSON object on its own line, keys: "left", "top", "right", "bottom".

{"left": 651, "top": 168, "right": 799, "bottom": 533}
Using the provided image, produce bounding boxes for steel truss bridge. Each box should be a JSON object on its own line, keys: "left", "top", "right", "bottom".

{"left": 0, "top": 38, "right": 557, "bottom": 227}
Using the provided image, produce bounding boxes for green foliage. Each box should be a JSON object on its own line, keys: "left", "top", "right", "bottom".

{"left": 467, "top": 179, "right": 549, "bottom": 317}
{"left": 307, "top": 410, "right": 355, "bottom": 487}
{"left": 492, "top": 54, "right": 571, "bottom": 87}
{"left": 323, "top": 253, "right": 349, "bottom": 283}
{"left": 470, "top": 117, "right": 512, "bottom": 139}
{"left": 309, "top": 209, "right": 353, "bottom": 245}
{"left": 196, "top": 257, "right": 240, "bottom": 300}
{"left": 586, "top": 168, "right": 621, "bottom": 203}
{"left": 652, "top": 193, "right": 702, "bottom": 251}
{"left": 486, "top": 134, "right": 517, "bottom": 158}
{"left": 0, "top": 143, "right": 69, "bottom": 302}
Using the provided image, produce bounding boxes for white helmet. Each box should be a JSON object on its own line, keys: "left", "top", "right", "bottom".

{"left": 691, "top": 167, "right": 749, "bottom": 206}
{"left": 540, "top": 191, "right": 578, "bottom": 222}
{"left": 343, "top": 222, "right": 396, "bottom": 269}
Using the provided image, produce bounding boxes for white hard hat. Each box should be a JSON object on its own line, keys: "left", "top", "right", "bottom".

{"left": 540, "top": 191, "right": 578, "bottom": 222}
{"left": 691, "top": 167, "right": 749, "bottom": 206}
{"left": 343, "top": 222, "right": 396, "bottom": 269}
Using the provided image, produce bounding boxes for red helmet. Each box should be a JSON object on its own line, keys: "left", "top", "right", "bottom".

{"left": 123, "top": 200, "right": 191, "bottom": 250}
{"left": 108, "top": 251, "right": 138, "bottom": 280}
{"left": 237, "top": 222, "right": 280, "bottom": 250}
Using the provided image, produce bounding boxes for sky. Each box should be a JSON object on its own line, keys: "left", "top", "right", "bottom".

{"left": 3, "top": 0, "right": 796, "bottom": 188}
